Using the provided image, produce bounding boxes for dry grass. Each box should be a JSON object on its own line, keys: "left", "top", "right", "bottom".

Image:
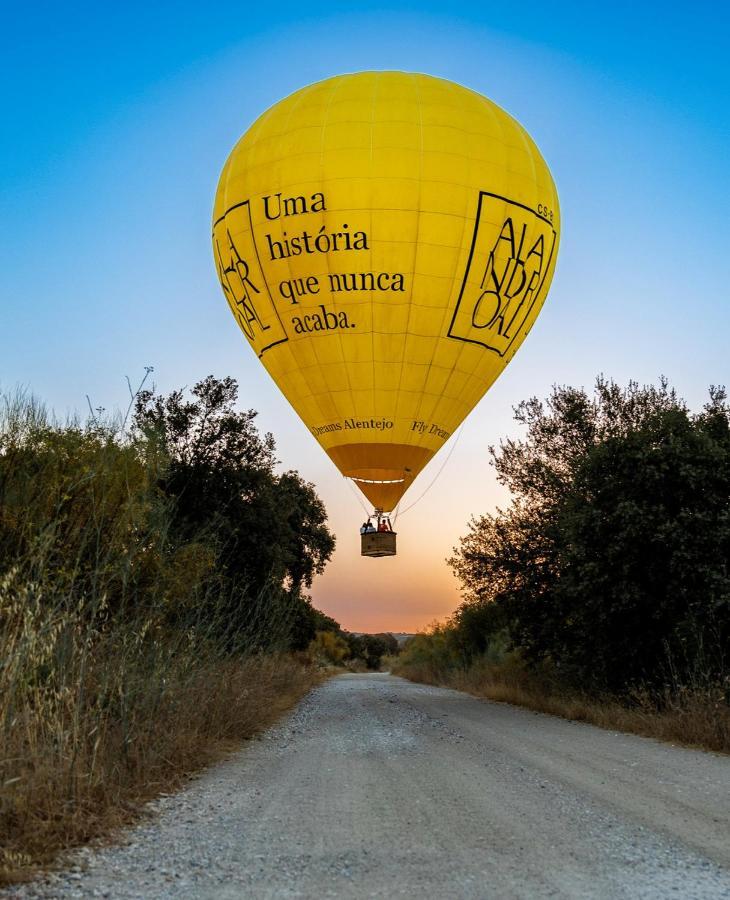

{"left": 0, "top": 609, "right": 320, "bottom": 886}
{"left": 0, "top": 389, "right": 327, "bottom": 884}
{"left": 395, "top": 655, "right": 730, "bottom": 755}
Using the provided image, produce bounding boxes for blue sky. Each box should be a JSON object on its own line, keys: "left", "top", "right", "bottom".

{"left": 2, "top": 2, "right": 728, "bottom": 629}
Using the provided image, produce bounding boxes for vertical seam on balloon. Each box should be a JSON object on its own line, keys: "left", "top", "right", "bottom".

{"left": 411, "top": 79, "right": 472, "bottom": 455}
{"left": 391, "top": 72, "right": 425, "bottom": 464}
{"left": 276, "top": 85, "right": 330, "bottom": 429}
{"left": 446, "top": 92, "right": 508, "bottom": 422}
{"left": 406, "top": 73, "right": 432, "bottom": 453}
{"left": 221, "top": 102, "right": 269, "bottom": 233}
{"left": 274, "top": 86, "right": 313, "bottom": 410}
{"left": 218, "top": 99, "right": 309, "bottom": 421}
{"left": 516, "top": 123, "right": 542, "bottom": 361}
{"left": 320, "top": 74, "right": 358, "bottom": 431}
{"left": 411, "top": 77, "right": 449, "bottom": 447}
{"left": 216, "top": 105, "right": 272, "bottom": 318}
{"left": 369, "top": 73, "right": 378, "bottom": 449}
{"left": 444, "top": 88, "right": 488, "bottom": 432}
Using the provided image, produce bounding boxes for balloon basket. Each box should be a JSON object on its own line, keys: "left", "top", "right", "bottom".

{"left": 361, "top": 531, "right": 397, "bottom": 558}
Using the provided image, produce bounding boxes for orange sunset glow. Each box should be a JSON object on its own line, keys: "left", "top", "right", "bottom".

{"left": 5, "top": 11, "right": 727, "bottom": 636}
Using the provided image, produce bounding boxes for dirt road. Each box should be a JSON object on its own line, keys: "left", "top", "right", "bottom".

{"left": 10, "top": 673, "right": 730, "bottom": 899}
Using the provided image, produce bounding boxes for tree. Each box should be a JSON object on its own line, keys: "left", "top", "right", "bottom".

{"left": 555, "top": 403, "right": 730, "bottom": 689}
{"left": 309, "top": 630, "right": 349, "bottom": 665}
{"left": 345, "top": 633, "right": 392, "bottom": 670}
{"left": 449, "top": 379, "right": 730, "bottom": 693}
{"left": 274, "top": 472, "right": 336, "bottom": 594}
{"left": 133, "top": 376, "right": 335, "bottom": 646}
{"left": 372, "top": 632, "right": 400, "bottom": 656}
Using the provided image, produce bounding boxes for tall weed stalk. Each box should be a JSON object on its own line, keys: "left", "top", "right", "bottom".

{"left": 0, "top": 392, "right": 317, "bottom": 882}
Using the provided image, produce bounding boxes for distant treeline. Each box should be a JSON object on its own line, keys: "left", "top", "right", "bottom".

{"left": 402, "top": 378, "right": 730, "bottom": 700}
{"left": 309, "top": 629, "right": 401, "bottom": 670}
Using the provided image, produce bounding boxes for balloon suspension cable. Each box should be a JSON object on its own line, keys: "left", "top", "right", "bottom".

{"left": 347, "top": 423, "right": 464, "bottom": 525}
{"left": 346, "top": 475, "right": 372, "bottom": 516}
{"left": 393, "top": 423, "right": 465, "bottom": 523}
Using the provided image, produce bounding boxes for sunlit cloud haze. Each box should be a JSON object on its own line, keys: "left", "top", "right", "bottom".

{"left": 2, "top": 2, "right": 728, "bottom": 632}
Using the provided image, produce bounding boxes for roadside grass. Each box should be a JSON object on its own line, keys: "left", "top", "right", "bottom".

{"left": 394, "top": 653, "right": 730, "bottom": 755}
{"left": 0, "top": 392, "right": 323, "bottom": 884}
{"left": 0, "top": 605, "right": 320, "bottom": 885}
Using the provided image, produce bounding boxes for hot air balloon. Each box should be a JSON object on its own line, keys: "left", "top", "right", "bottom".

{"left": 212, "top": 72, "right": 559, "bottom": 557}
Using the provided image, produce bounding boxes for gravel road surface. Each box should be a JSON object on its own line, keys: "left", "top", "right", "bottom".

{"left": 7, "top": 673, "right": 730, "bottom": 899}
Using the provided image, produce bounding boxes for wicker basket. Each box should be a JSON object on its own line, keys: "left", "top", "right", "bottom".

{"left": 361, "top": 531, "right": 397, "bottom": 557}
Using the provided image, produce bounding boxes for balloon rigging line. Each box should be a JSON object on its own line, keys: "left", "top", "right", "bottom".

{"left": 346, "top": 423, "right": 465, "bottom": 524}
{"left": 346, "top": 475, "right": 372, "bottom": 516}
{"left": 394, "top": 423, "right": 465, "bottom": 522}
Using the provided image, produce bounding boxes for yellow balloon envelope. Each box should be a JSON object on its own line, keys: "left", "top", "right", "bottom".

{"left": 213, "top": 72, "right": 559, "bottom": 511}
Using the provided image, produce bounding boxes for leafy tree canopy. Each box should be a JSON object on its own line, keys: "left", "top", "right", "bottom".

{"left": 0, "top": 376, "right": 338, "bottom": 654}
{"left": 449, "top": 378, "right": 730, "bottom": 693}
{"left": 134, "top": 376, "right": 335, "bottom": 607}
